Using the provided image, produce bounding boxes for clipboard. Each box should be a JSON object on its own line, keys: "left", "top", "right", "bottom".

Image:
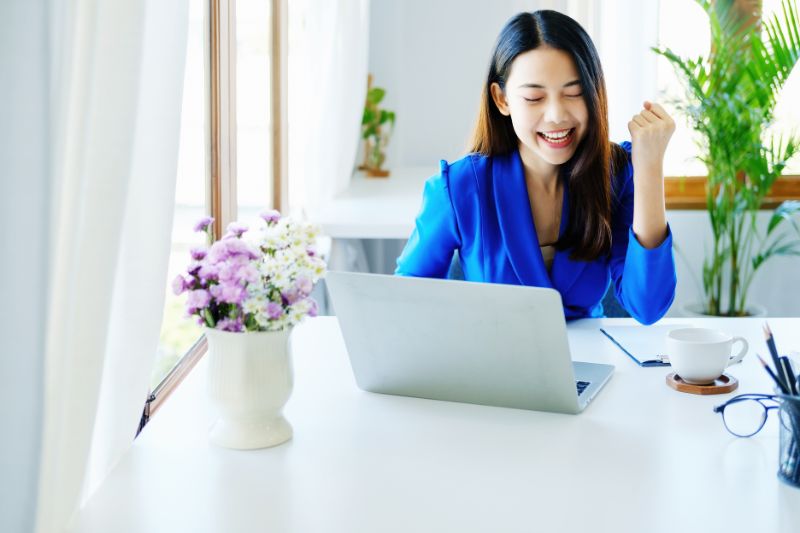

{"left": 599, "top": 325, "right": 691, "bottom": 367}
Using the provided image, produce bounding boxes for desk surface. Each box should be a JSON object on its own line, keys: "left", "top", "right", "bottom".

{"left": 311, "top": 167, "right": 433, "bottom": 239}
{"left": 71, "top": 317, "right": 800, "bottom": 533}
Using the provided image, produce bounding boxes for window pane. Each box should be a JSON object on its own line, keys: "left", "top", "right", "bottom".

{"left": 764, "top": 0, "right": 800, "bottom": 174}
{"left": 657, "top": 0, "right": 710, "bottom": 177}
{"left": 657, "top": 0, "right": 800, "bottom": 176}
{"left": 151, "top": 0, "right": 207, "bottom": 390}
{"left": 236, "top": 0, "right": 273, "bottom": 225}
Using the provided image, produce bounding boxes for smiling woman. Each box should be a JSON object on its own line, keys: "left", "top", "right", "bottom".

{"left": 395, "top": 10, "right": 678, "bottom": 325}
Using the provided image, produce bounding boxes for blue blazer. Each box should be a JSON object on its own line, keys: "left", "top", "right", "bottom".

{"left": 395, "top": 142, "right": 676, "bottom": 325}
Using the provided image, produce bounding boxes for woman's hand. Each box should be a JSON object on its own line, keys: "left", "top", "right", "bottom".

{"left": 627, "top": 101, "right": 674, "bottom": 249}
{"left": 627, "top": 101, "right": 676, "bottom": 176}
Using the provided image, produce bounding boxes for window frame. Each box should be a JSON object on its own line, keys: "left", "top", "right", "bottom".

{"left": 664, "top": 175, "right": 800, "bottom": 209}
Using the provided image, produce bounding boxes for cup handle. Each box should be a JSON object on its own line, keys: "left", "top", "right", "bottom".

{"left": 727, "top": 337, "right": 748, "bottom": 366}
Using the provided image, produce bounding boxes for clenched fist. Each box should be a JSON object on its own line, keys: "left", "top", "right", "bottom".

{"left": 627, "top": 101, "right": 675, "bottom": 179}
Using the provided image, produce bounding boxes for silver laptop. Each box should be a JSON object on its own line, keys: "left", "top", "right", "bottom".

{"left": 325, "top": 271, "right": 613, "bottom": 414}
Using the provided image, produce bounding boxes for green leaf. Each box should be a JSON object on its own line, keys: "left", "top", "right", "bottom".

{"left": 362, "top": 108, "right": 374, "bottom": 126}
{"left": 367, "top": 87, "right": 385, "bottom": 105}
{"left": 767, "top": 200, "right": 800, "bottom": 235}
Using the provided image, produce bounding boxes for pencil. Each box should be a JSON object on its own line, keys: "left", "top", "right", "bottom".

{"left": 763, "top": 322, "right": 788, "bottom": 392}
{"left": 756, "top": 353, "right": 789, "bottom": 394}
{"left": 779, "top": 356, "right": 799, "bottom": 395}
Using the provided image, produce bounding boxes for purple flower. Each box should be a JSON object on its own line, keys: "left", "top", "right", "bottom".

{"left": 294, "top": 276, "right": 313, "bottom": 296}
{"left": 193, "top": 216, "right": 214, "bottom": 233}
{"left": 198, "top": 263, "right": 220, "bottom": 281}
{"left": 281, "top": 288, "right": 302, "bottom": 305}
{"left": 172, "top": 275, "right": 188, "bottom": 295}
{"left": 217, "top": 317, "right": 243, "bottom": 332}
{"left": 190, "top": 246, "right": 208, "bottom": 261}
{"left": 306, "top": 247, "right": 317, "bottom": 257}
{"left": 186, "top": 289, "right": 211, "bottom": 312}
{"left": 259, "top": 209, "right": 281, "bottom": 224}
{"left": 307, "top": 298, "right": 319, "bottom": 317}
{"left": 207, "top": 239, "right": 259, "bottom": 264}
{"left": 224, "top": 222, "right": 248, "bottom": 239}
{"left": 210, "top": 283, "right": 247, "bottom": 304}
{"left": 266, "top": 301, "right": 284, "bottom": 319}
{"left": 238, "top": 264, "right": 259, "bottom": 284}
{"left": 218, "top": 261, "right": 259, "bottom": 285}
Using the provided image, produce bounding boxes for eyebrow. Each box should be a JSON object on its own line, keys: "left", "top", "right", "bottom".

{"left": 518, "top": 80, "right": 581, "bottom": 89}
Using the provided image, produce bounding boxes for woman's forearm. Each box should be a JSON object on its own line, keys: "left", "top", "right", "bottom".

{"left": 632, "top": 162, "right": 668, "bottom": 249}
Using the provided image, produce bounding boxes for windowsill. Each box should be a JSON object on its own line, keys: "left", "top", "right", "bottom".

{"left": 664, "top": 175, "right": 800, "bottom": 209}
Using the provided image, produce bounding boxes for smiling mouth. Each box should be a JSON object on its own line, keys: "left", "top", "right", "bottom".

{"left": 537, "top": 128, "right": 575, "bottom": 147}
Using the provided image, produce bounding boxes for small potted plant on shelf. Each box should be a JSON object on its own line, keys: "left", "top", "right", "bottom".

{"left": 173, "top": 211, "right": 326, "bottom": 449}
{"left": 359, "top": 73, "right": 395, "bottom": 177}
{"left": 653, "top": 0, "right": 800, "bottom": 316}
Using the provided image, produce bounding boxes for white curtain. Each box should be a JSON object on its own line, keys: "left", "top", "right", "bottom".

{"left": 593, "top": 0, "right": 661, "bottom": 142}
{"left": 35, "top": 1, "right": 189, "bottom": 531}
{"left": 287, "top": 0, "right": 371, "bottom": 213}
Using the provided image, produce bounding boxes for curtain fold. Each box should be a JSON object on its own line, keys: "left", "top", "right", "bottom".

{"left": 288, "top": 0, "right": 371, "bottom": 213}
{"left": 35, "top": 1, "right": 189, "bottom": 531}
{"left": 82, "top": 0, "right": 190, "bottom": 504}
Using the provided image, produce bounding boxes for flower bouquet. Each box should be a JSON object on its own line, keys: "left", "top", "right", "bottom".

{"left": 173, "top": 210, "right": 325, "bottom": 332}
{"left": 173, "top": 210, "right": 326, "bottom": 449}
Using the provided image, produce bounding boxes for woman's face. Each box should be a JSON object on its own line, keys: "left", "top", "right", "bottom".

{"left": 491, "top": 46, "right": 588, "bottom": 168}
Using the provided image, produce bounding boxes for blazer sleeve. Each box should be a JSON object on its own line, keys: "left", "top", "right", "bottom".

{"left": 395, "top": 160, "right": 461, "bottom": 278}
{"left": 609, "top": 141, "right": 677, "bottom": 325}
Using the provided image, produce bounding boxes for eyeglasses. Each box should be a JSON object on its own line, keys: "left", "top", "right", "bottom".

{"left": 713, "top": 393, "right": 784, "bottom": 437}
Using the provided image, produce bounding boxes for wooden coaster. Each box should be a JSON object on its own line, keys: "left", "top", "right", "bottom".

{"left": 666, "top": 372, "right": 739, "bottom": 395}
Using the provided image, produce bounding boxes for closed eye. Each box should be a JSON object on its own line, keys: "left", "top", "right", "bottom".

{"left": 523, "top": 97, "right": 543, "bottom": 103}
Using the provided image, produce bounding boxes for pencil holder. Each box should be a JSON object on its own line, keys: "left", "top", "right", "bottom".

{"left": 778, "top": 395, "right": 800, "bottom": 488}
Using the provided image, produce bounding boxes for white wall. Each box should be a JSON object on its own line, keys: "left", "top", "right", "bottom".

{"left": 369, "top": 0, "right": 547, "bottom": 168}
{"left": 667, "top": 211, "right": 800, "bottom": 316}
{"left": 0, "top": 1, "right": 49, "bottom": 531}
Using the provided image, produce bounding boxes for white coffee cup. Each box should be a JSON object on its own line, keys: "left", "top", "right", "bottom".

{"left": 665, "top": 327, "right": 748, "bottom": 385}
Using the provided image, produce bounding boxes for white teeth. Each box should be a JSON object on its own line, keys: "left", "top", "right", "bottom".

{"left": 541, "top": 129, "right": 572, "bottom": 141}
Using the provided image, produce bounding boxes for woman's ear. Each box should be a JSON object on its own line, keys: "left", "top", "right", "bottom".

{"left": 490, "top": 82, "right": 510, "bottom": 116}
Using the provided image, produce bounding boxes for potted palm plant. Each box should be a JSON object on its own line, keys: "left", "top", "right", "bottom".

{"left": 653, "top": 0, "right": 800, "bottom": 316}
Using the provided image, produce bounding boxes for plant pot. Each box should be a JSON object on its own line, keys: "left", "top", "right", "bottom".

{"left": 364, "top": 167, "right": 390, "bottom": 178}
{"left": 681, "top": 302, "right": 767, "bottom": 318}
{"left": 205, "top": 327, "right": 294, "bottom": 450}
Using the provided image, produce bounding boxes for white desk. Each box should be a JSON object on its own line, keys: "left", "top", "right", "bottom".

{"left": 311, "top": 167, "right": 433, "bottom": 240}
{"left": 71, "top": 317, "right": 800, "bottom": 533}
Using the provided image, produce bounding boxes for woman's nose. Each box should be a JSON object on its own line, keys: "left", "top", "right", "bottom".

{"left": 543, "top": 99, "right": 567, "bottom": 124}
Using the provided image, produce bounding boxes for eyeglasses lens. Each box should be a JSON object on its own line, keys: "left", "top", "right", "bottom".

{"left": 723, "top": 399, "right": 768, "bottom": 437}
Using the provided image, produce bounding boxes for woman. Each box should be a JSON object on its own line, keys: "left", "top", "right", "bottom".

{"left": 395, "top": 10, "right": 677, "bottom": 325}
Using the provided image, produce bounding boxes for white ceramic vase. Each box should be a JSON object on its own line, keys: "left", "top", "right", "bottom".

{"left": 205, "top": 327, "right": 293, "bottom": 450}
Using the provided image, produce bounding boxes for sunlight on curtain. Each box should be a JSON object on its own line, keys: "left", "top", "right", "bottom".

{"left": 287, "top": 0, "right": 370, "bottom": 214}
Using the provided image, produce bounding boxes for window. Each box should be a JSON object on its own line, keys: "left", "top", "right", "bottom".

{"left": 144, "top": 0, "right": 286, "bottom": 424}
{"left": 657, "top": 0, "right": 800, "bottom": 178}
{"left": 236, "top": 0, "right": 275, "bottom": 226}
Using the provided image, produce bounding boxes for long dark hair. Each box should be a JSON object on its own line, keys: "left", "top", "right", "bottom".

{"left": 469, "top": 10, "right": 628, "bottom": 261}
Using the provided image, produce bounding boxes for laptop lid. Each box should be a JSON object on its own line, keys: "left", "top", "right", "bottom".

{"left": 326, "top": 271, "right": 612, "bottom": 414}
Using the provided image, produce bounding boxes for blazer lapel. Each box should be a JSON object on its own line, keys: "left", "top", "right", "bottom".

{"left": 492, "top": 151, "right": 552, "bottom": 288}
{"left": 550, "top": 178, "right": 588, "bottom": 295}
